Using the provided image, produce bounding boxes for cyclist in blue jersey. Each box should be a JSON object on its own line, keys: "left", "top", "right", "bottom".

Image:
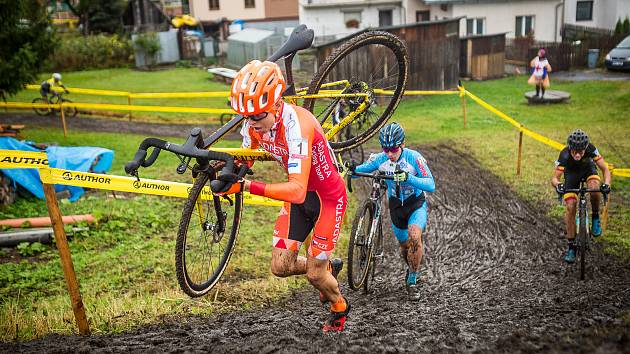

{"left": 350, "top": 122, "right": 435, "bottom": 300}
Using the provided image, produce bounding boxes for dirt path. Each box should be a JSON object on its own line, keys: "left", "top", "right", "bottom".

{"left": 2, "top": 145, "right": 629, "bottom": 353}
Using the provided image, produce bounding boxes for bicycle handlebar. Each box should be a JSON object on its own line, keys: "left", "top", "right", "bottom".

{"left": 346, "top": 170, "right": 395, "bottom": 195}
{"left": 125, "top": 128, "right": 238, "bottom": 193}
{"left": 559, "top": 188, "right": 609, "bottom": 205}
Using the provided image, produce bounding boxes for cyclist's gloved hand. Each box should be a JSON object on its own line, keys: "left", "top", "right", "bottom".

{"left": 217, "top": 172, "right": 239, "bottom": 183}
{"left": 348, "top": 160, "right": 358, "bottom": 173}
{"left": 555, "top": 183, "right": 565, "bottom": 195}
{"left": 393, "top": 170, "right": 408, "bottom": 182}
{"left": 600, "top": 183, "right": 611, "bottom": 194}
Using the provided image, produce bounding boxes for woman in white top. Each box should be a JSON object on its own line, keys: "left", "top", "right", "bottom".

{"left": 528, "top": 48, "right": 552, "bottom": 98}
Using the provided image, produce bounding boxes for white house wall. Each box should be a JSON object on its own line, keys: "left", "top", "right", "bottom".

{"left": 564, "top": 0, "right": 630, "bottom": 30}
{"left": 300, "top": 4, "right": 403, "bottom": 39}
{"left": 190, "top": 0, "right": 266, "bottom": 22}
{"left": 449, "top": 1, "right": 561, "bottom": 41}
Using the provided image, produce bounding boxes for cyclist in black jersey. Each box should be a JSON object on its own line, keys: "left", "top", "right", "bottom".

{"left": 551, "top": 129, "right": 611, "bottom": 263}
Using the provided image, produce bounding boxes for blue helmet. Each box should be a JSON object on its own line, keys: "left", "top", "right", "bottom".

{"left": 379, "top": 122, "right": 405, "bottom": 148}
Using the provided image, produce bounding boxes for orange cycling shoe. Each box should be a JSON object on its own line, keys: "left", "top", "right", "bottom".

{"left": 319, "top": 258, "right": 343, "bottom": 304}
{"left": 322, "top": 296, "right": 350, "bottom": 333}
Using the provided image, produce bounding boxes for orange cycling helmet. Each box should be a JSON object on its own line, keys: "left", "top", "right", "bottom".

{"left": 230, "top": 60, "right": 286, "bottom": 116}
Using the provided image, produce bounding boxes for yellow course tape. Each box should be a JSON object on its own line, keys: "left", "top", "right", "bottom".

{"left": 0, "top": 101, "right": 234, "bottom": 115}
{"left": 26, "top": 85, "right": 130, "bottom": 97}
{"left": 0, "top": 150, "right": 281, "bottom": 206}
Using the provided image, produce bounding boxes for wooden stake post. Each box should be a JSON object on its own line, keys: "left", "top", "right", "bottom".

{"left": 461, "top": 91, "right": 467, "bottom": 128}
{"left": 59, "top": 102, "right": 68, "bottom": 138}
{"left": 601, "top": 164, "right": 614, "bottom": 234}
{"left": 516, "top": 130, "right": 523, "bottom": 176}
{"left": 128, "top": 96, "right": 133, "bottom": 121}
{"left": 42, "top": 184, "right": 90, "bottom": 335}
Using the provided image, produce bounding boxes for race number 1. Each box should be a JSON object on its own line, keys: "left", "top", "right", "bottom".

{"left": 289, "top": 138, "right": 308, "bottom": 159}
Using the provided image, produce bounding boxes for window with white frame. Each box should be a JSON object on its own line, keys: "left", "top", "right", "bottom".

{"left": 466, "top": 18, "right": 485, "bottom": 35}
{"left": 343, "top": 10, "right": 362, "bottom": 29}
{"left": 515, "top": 15, "right": 535, "bottom": 37}
{"left": 576, "top": 1, "right": 593, "bottom": 21}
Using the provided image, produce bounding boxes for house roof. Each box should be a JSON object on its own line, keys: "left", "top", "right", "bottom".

{"left": 302, "top": 0, "right": 402, "bottom": 9}
{"left": 227, "top": 28, "right": 275, "bottom": 43}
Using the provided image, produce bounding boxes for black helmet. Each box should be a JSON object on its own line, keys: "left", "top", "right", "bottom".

{"left": 379, "top": 122, "right": 405, "bottom": 148}
{"left": 567, "top": 129, "right": 589, "bottom": 150}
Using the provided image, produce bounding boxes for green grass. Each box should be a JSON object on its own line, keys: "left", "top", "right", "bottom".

{"left": 1, "top": 68, "right": 629, "bottom": 341}
{"left": 8, "top": 68, "right": 231, "bottom": 124}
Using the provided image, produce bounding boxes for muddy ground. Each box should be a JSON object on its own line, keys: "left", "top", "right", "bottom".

{"left": 1, "top": 116, "right": 629, "bottom": 353}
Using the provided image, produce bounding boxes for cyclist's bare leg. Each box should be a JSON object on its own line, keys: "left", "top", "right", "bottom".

{"left": 407, "top": 225, "right": 423, "bottom": 272}
{"left": 588, "top": 178, "right": 601, "bottom": 213}
{"left": 306, "top": 256, "right": 343, "bottom": 304}
{"left": 270, "top": 248, "right": 306, "bottom": 277}
{"left": 565, "top": 198, "right": 577, "bottom": 240}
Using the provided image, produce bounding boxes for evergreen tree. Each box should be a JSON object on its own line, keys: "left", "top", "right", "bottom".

{"left": 64, "top": 0, "right": 126, "bottom": 35}
{"left": 614, "top": 18, "right": 623, "bottom": 35}
{"left": 623, "top": 17, "right": 630, "bottom": 35}
{"left": 0, "top": 0, "right": 55, "bottom": 98}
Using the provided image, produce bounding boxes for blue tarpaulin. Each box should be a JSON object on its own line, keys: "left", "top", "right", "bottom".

{"left": 0, "top": 137, "right": 114, "bottom": 202}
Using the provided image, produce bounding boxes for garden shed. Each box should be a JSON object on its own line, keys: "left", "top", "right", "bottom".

{"left": 227, "top": 28, "right": 285, "bottom": 68}
{"left": 460, "top": 33, "right": 506, "bottom": 80}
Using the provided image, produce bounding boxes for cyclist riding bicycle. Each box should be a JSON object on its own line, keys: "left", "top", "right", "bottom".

{"left": 40, "top": 73, "right": 69, "bottom": 104}
{"left": 350, "top": 123, "right": 435, "bottom": 300}
{"left": 551, "top": 129, "right": 611, "bottom": 263}
{"left": 221, "top": 60, "right": 350, "bottom": 332}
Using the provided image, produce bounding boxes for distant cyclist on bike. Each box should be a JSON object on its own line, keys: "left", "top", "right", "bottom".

{"left": 223, "top": 60, "right": 350, "bottom": 332}
{"left": 40, "top": 73, "right": 69, "bottom": 104}
{"left": 350, "top": 122, "right": 435, "bottom": 300}
{"left": 551, "top": 129, "right": 611, "bottom": 263}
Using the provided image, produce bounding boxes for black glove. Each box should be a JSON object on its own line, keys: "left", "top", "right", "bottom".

{"left": 347, "top": 160, "right": 357, "bottom": 173}
{"left": 600, "top": 183, "right": 610, "bottom": 194}
{"left": 555, "top": 183, "right": 565, "bottom": 195}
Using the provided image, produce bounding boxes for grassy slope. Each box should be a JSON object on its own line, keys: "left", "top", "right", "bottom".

{"left": 1, "top": 70, "right": 628, "bottom": 340}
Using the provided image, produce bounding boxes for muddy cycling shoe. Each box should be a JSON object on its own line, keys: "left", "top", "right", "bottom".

{"left": 564, "top": 248, "right": 576, "bottom": 263}
{"left": 320, "top": 258, "right": 344, "bottom": 304}
{"left": 591, "top": 218, "right": 602, "bottom": 237}
{"left": 407, "top": 283, "right": 421, "bottom": 301}
{"left": 322, "top": 297, "right": 351, "bottom": 333}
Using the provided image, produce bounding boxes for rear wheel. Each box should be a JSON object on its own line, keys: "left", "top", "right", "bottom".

{"left": 32, "top": 98, "right": 51, "bottom": 116}
{"left": 303, "top": 31, "right": 408, "bottom": 152}
{"left": 61, "top": 98, "right": 78, "bottom": 118}
{"left": 175, "top": 170, "right": 243, "bottom": 297}
{"left": 347, "top": 200, "right": 375, "bottom": 290}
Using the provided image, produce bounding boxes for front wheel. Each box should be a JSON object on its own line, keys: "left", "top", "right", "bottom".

{"left": 303, "top": 30, "right": 408, "bottom": 152}
{"left": 577, "top": 207, "right": 588, "bottom": 280}
{"left": 363, "top": 214, "right": 383, "bottom": 294}
{"left": 175, "top": 170, "right": 243, "bottom": 297}
{"left": 32, "top": 98, "right": 51, "bottom": 116}
{"left": 347, "top": 200, "right": 375, "bottom": 290}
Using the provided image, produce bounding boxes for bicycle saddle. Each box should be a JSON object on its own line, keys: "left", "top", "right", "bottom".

{"left": 267, "top": 24, "right": 314, "bottom": 62}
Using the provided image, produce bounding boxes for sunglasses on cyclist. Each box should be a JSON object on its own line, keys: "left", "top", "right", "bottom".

{"left": 244, "top": 112, "right": 268, "bottom": 121}
{"left": 382, "top": 146, "right": 400, "bottom": 154}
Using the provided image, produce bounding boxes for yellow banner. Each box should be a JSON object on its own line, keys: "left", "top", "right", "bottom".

{"left": 0, "top": 150, "right": 49, "bottom": 168}
{"left": 613, "top": 169, "right": 630, "bottom": 178}
{"left": 0, "top": 101, "right": 234, "bottom": 115}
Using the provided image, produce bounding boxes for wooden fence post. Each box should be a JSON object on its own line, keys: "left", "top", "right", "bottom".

{"left": 42, "top": 184, "right": 90, "bottom": 335}
{"left": 602, "top": 164, "right": 614, "bottom": 234}
{"left": 461, "top": 91, "right": 467, "bottom": 129}
{"left": 128, "top": 96, "right": 133, "bottom": 121}
{"left": 59, "top": 102, "right": 67, "bottom": 138}
{"left": 516, "top": 130, "right": 523, "bottom": 176}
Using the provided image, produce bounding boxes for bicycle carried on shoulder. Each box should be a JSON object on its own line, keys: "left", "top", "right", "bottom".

{"left": 32, "top": 92, "right": 78, "bottom": 118}
{"left": 345, "top": 166, "right": 403, "bottom": 293}
{"left": 125, "top": 24, "right": 409, "bottom": 298}
{"left": 560, "top": 180, "right": 608, "bottom": 281}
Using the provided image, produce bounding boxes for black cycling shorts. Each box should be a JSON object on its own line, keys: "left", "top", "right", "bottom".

{"left": 388, "top": 193, "right": 425, "bottom": 230}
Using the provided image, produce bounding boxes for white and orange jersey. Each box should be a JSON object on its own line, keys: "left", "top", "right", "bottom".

{"left": 240, "top": 102, "right": 345, "bottom": 204}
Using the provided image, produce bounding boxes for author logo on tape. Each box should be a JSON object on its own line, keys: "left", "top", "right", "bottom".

{"left": 132, "top": 180, "right": 170, "bottom": 191}
{"left": 133, "top": 180, "right": 142, "bottom": 189}
{"left": 62, "top": 171, "right": 73, "bottom": 180}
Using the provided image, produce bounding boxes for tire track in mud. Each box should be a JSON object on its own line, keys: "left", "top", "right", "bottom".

{"left": 3, "top": 144, "right": 629, "bottom": 353}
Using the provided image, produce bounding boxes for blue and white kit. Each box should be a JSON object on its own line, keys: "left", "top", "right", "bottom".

{"left": 355, "top": 148, "right": 435, "bottom": 242}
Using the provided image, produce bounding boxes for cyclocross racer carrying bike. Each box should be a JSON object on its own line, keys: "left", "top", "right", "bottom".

{"left": 551, "top": 129, "right": 611, "bottom": 263}
{"left": 222, "top": 60, "right": 350, "bottom": 332}
{"left": 350, "top": 123, "right": 435, "bottom": 300}
{"left": 40, "top": 73, "right": 69, "bottom": 103}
